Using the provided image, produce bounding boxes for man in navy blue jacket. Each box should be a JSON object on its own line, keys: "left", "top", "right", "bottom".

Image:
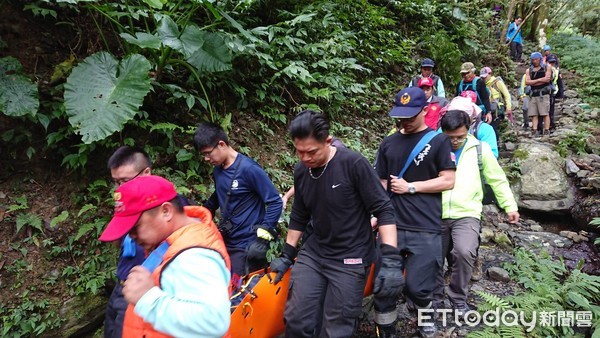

{"left": 194, "top": 122, "right": 283, "bottom": 287}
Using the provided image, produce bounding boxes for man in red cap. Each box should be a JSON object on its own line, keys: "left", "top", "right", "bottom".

{"left": 418, "top": 77, "right": 448, "bottom": 129}
{"left": 99, "top": 175, "right": 231, "bottom": 337}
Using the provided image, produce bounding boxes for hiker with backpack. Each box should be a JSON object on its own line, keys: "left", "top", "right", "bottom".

{"left": 446, "top": 95, "right": 499, "bottom": 158}
{"left": 525, "top": 52, "right": 553, "bottom": 136}
{"left": 193, "top": 122, "right": 283, "bottom": 289}
{"left": 419, "top": 77, "right": 449, "bottom": 129}
{"left": 408, "top": 58, "right": 446, "bottom": 98}
{"left": 373, "top": 87, "right": 456, "bottom": 338}
{"left": 456, "top": 62, "right": 492, "bottom": 124}
{"left": 433, "top": 110, "right": 519, "bottom": 317}
{"left": 538, "top": 54, "right": 561, "bottom": 132}
{"left": 480, "top": 66, "right": 513, "bottom": 124}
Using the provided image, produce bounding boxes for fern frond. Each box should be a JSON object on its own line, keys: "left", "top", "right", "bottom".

{"left": 475, "top": 291, "right": 510, "bottom": 310}
{"left": 467, "top": 327, "right": 502, "bottom": 338}
{"left": 497, "top": 324, "right": 526, "bottom": 337}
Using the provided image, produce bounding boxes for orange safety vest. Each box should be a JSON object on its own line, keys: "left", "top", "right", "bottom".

{"left": 122, "top": 206, "right": 232, "bottom": 338}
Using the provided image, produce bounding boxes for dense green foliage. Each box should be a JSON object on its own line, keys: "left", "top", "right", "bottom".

{"left": 0, "top": 0, "right": 599, "bottom": 336}
{"left": 550, "top": 33, "right": 600, "bottom": 107}
{"left": 469, "top": 249, "right": 600, "bottom": 338}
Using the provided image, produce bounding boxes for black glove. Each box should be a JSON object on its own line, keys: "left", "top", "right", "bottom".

{"left": 246, "top": 238, "right": 270, "bottom": 263}
{"left": 269, "top": 243, "right": 297, "bottom": 284}
{"left": 373, "top": 244, "right": 404, "bottom": 298}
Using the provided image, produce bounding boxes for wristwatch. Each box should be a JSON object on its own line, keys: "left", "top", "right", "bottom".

{"left": 408, "top": 184, "right": 416, "bottom": 195}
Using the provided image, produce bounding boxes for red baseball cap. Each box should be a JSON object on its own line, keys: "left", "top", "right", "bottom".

{"left": 418, "top": 77, "right": 434, "bottom": 88}
{"left": 99, "top": 175, "right": 178, "bottom": 242}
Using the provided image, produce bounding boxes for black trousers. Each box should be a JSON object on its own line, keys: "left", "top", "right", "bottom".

{"left": 374, "top": 230, "right": 442, "bottom": 315}
{"left": 284, "top": 250, "right": 369, "bottom": 338}
{"left": 510, "top": 41, "right": 523, "bottom": 61}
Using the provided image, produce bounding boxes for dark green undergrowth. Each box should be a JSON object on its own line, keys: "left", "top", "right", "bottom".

{"left": 468, "top": 249, "right": 600, "bottom": 338}
{"left": 549, "top": 33, "right": 600, "bottom": 108}
{"left": 3, "top": 0, "right": 597, "bottom": 336}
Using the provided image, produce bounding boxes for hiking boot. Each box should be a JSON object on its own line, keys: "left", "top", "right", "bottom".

{"left": 453, "top": 302, "right": 471, "bottom": 317}
{"left": 375, "top": 322, "right": 398, "bottom": 338}
{"left": 416, "top": 302, "right": 437, "bottom": 337}
{"left": 418, "top": 321, "right": 437, "bottom": 338}
{"left": 471, "top": 256, "right": 483, "bottom": 281}
{"left": 543, "top": 129, "right": 550, "bottom": 136}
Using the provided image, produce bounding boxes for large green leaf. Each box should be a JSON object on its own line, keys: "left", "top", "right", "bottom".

{"left": 0, "top": 57, "right": 39, "bottom": 117}
{"left": 156, "top": 14, "right": 182, "bottom": 51}
{"left": 64, "top": 52, "right": 152, "bottom": 144}
{"left": 120, "top": 32, "right": 162, "bottom": 50}
{"left": 186, "top": 31, "right": 232, "bottom": 73}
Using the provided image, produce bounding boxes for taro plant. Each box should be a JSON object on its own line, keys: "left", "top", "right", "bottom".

{"left": 62, "top": 0, "right": 237, "bottom": 144}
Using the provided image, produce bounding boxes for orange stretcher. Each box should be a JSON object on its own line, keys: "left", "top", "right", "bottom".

{"left": 229, "top": 265, "right": 376, "bottom": 337}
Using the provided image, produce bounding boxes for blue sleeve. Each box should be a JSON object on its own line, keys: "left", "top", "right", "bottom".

{"left": 478, "top": 123, "right": 499, "bottom": 158}
{"left": 246, "top": 163, "right": 283, "bottom": 232}
{"left": 134, "top": 249, "right": 231, "bottom": 337}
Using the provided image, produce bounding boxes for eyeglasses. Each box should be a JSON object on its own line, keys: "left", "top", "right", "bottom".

{"left": 201, "top": 144, "right": 219, "bottom": 157}
{"left": 113, "top": 167, "right": 147, "bottom": 186}
{"left": 448, "top": 135, "right": 468, "bottom": 143}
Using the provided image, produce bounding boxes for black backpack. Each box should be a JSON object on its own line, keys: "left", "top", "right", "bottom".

{"left": 411, "top": 74, "right": 440, "bottom": 96}
{"left": 476, "top": 142, "right": 498, "bottom": 205}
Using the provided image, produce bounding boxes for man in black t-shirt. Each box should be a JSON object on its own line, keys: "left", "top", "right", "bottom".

{"left": 374, "top": 87, "right": 456, "bottom": 338}
{"left": 270, "top": 110, "right": 402, "bottom": 337}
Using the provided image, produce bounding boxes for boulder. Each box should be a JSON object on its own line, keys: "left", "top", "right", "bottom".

{"left": 516, "top": 142, "right": 575, "bottom": 213}
{"left": 563, "top": 89, "right": 578, "bottom": 98}
{"left": 487, "top": 267, "right": 511, "bottom": 282}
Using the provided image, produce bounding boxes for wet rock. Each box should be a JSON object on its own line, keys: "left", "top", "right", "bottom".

{"left": 505, "top": 142, "right": 517, "bottom": 151}
{"left": 572, "top": 234, "right": 588, "bottom": 243}
{"left": 571, "top": 195, "right": 600, "bottom": 231}
{"left": 0, "top": 191, "right": 6, "bottom": 199}
{"left": 577, "top": 170, "right": 590, "bottom": 178}
{"left": 559, "top": 230, "right": 577, "bottom": 239}
{"left": 565, "top": 159, "right": 580, "bottom": 175}
{"left": 480, "top": 227, "right": 495, "bottom": 244}
{"left": 52, "top": 294, "right": 106, "bottom": 337}
{"left": 554, "top": 242, "right": 600, "bottom": 275}
{"left": 563, "top": 90, "right": 578, "bottom": 98}
{"left": 493, "top": 232, "right": 512, "bottom": 250}
{"left": 487, "top": 267, "right": 510, "bottom": 282}
{"left": 530, "top": 224, "right": 544, "bottom": 232}
{"left": 497, "top": 223, "right": 510, "bottom": 231}
{"left": 470, "top": 284, "right": 485, "bottom": 294}
{"left": 516, "top": 142, "right": 575, "bottom": 213}
{"left": 513, "top": 231, "right": 573, "bottom": 253}
{"left": 586, "top": 154, "right": 600, "bottom": 163}
{"left": 588, "top": 176, "right": 600, "bottom": 189}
